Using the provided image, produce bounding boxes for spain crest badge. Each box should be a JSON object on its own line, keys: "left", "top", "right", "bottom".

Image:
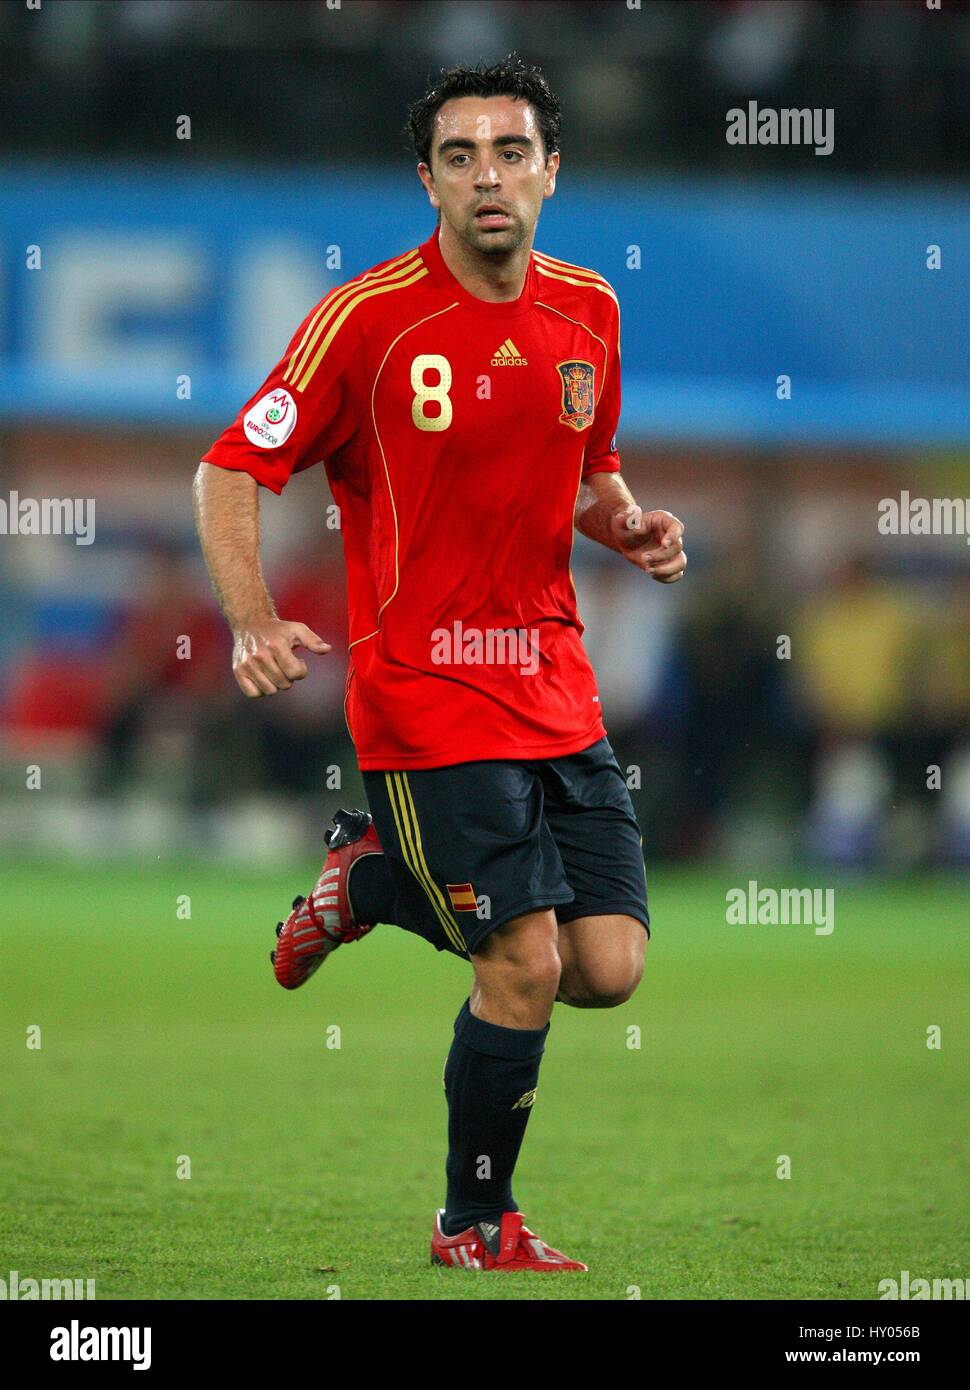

{"left": 555, "top": 360, "right": 595, "bottom": 431}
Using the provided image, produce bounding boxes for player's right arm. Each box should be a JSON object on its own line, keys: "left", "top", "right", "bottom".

{"left": 193, "top": 462, "right": 330, "bottom": 697}
{"left": 194, "top": 283, "right": 366, "bottom": 696}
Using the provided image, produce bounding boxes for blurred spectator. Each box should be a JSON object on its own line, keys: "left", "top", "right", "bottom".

{"left": 255, "top": 537, "right": 351, "bottom": 796}
{"left": 95, "top": 541, "right": 230, "bottom": 801}
{"left": 794, "top": 557, "right": 914, "bottom": 737}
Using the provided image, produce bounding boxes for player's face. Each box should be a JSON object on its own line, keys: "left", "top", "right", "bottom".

{"left": 419, "top": 95, "right": 558, "bottom": 255}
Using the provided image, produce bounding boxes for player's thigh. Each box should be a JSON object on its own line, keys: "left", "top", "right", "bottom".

{"left": 540, "top": 737, "right": 650, "bottom": 938}
{"left": 364, "top": 760, "right": 573, "bottom": 959}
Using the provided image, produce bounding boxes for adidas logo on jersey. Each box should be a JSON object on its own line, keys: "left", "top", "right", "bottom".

{"left": 491, "top": 338, "right": 527, "bottom": 366}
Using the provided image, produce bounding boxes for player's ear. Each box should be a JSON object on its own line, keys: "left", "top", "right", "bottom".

{"left": 543, "top": 151, "right": 559, "bottom": 199}
{"left": 417, "top": 162, "right": 439, "bottom": 209}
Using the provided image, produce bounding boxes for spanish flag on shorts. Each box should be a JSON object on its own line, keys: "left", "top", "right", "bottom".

{"left": 446, "top": 882, "right": 478, "bottom": 913}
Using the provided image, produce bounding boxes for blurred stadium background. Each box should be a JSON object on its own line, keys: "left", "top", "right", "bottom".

{"left": 0, "top": 0, "right": 967, "bottom": 870}
{"left": 1, "top": 0, "right": 969, "bottom": 1304}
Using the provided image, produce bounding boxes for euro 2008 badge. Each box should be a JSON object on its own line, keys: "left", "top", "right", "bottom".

{"left": 244, "top": 388, "right": 297, "bottom": 449}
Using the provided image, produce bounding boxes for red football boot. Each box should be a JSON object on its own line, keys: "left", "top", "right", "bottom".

{"left": 271, "top": 809, "right": 382, "bottom": 991}
{"left": 430, "top": 1210, "right": 588, "bottom": 1271}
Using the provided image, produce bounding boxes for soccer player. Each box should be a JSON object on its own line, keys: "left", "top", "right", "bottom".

{"left": 194, "top": 55, "right": 686, "bottom": 1273}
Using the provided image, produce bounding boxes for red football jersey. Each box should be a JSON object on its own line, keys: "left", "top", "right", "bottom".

{"left": 203, "top": 227, "right": 623, "bottom": 770}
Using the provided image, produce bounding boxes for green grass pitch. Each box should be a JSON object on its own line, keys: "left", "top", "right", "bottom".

{"left": 1, "top": 857, "right": 967, "bottom": 1301}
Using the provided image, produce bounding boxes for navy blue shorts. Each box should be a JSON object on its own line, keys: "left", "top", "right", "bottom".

{"left": 362, "top": 737, "right": 649, "bottom": 957}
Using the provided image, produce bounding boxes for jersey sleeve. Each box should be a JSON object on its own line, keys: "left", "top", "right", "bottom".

{"left": 582, "top": 296, "right": 622, "bottom": 479}
{"left": 201, "top": 294, "right": 364, "bottom": 495}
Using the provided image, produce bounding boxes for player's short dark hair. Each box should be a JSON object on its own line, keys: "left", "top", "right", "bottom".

{"left": 405, "top": 53, "right": 561, "bottom": 168}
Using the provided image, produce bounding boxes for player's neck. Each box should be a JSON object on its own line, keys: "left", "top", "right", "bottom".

{"left": 437, "top": 221, "right": 532, "bottom": 304}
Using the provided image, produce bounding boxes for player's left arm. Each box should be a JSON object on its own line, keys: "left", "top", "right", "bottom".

{"left": 572, "top": 293, "right": 686, "bottom": 583}
{"left": 574, "top": 473, "right": 686, "bottom": 583}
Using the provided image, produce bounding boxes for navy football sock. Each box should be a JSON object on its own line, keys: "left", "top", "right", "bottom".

{"left": 347, "top": 852, "right": 466, "bottom": 956}
{"left": 442, "top": 999, "right": 549, "bottom": 1237}
{"left": 345, "top": 851, "right": 394, "bottom": 927}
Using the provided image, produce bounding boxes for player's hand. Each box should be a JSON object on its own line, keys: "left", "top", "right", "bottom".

{"left": 232, "top": 618, "right": 331, "bottom": 697}
{"left": 609, "top": 507, "right": 686, "bottom": 583}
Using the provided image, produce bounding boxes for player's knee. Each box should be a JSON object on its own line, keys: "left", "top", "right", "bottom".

{"left": 593, "top": 968, "right": 641, "bottom": 1008}
{"left": 473, "top": 911, "right": 562, "bottom": 1011}
{"left": 498, "top": 942, "right": 562, "bottom": 1001}
{"left": 559, "top": 936, "right": 645, "bottom": 1009}
{"left": 560, "top": 973, "right": 640, "bottom": 1009}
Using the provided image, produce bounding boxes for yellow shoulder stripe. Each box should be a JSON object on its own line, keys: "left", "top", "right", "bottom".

{"left": 295, "top": 265, "right": 429, "bottom": 393}
{"left": 296, "top": 262, "right": 428, "bottom": 394}
{"left": 532, "top": 247, "right": 611, "bottom": 279}
{"left": 284, "top": 248, "right": 426, "bottom": 391}
{"left": 533, "top": 249, "right": 616, "bottom": 291}
{"left": 533, "top": 257, "right": 618, "bottom": 307}
{"left": 284, "top": 246, "right": 420, "bottom": 383}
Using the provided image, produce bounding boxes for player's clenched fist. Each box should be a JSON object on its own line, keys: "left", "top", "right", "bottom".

{"left": 232, "top": 619, "right": 331, "bottom": 698}
{"left": 610, "top": 507, "right": 687, "bottom": 583}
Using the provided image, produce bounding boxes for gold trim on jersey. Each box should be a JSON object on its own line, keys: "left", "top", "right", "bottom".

{"left": 293, "top": 264, "right": 430, "bottom": 393}
{"left": 342, "top": 667, "right": 356, "bottom": 747}
{"left": 534, "top": 263, "right": 619, "bottom": 307}
{"left": 348, "top": 301, "right": 460, "bottom": 655}
{"left": 567, "top": 448, "right": 586, "bottom": 607}
{"left": 532, "top": 253, "right": 619, "bottom": 307}
{"left": 532, "top": 248, "right": 610, "bottom": 281}
{"left": 283, "top": 247, "right": 423, "bottom": 385}
{"left": 385, "top": 771, "right": 467, "bottom": 955}
{"left": 535, "top": 301, "right": 611, "bottom": 393}
{"left": 534, "top": 251, "right": 622, "bottom": 361}
{"left": 547, "top": 302, "right": 617, "bottom": 613}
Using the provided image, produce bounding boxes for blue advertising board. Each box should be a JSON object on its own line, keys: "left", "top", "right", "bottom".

{"left": 2, "top": 162, "right": 967, "bottom": 445}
